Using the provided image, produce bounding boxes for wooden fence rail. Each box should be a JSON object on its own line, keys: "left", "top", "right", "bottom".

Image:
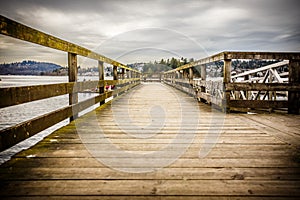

{"left": 163, "top": 51, "right": 300, "bottom": 114}
{"left": 0, "top": 15, "right": 141, "bottom": 151}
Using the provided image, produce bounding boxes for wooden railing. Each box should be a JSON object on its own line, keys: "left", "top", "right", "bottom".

{"left": 142, "top": 73, "right": 163, "bottom": 82}
{"left": 163, "top": 51, "right": 300, "bottom": 114}
{"left": 0, "top": 15, "right": 141, "bottom": 150}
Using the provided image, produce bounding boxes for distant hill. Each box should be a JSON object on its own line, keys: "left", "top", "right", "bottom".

{"left": 0, "top": 60, "right": 63, "bottom": 75}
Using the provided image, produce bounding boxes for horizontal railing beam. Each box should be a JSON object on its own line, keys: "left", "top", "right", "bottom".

{"left": 229, "top": 100, "right": 288, "bottom": 109}
{"left": 0, "top": 78, "right": 140, "bottom": 108}
{"left": 223, "top": 51, "right": 300, "bottom": 60}
{"left": 226, "top": 83, "right": 300, "bottom": 91}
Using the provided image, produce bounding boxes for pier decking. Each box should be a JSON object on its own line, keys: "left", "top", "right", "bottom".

{"left": 1, "top": 83, "right": 299, "bottom": 199}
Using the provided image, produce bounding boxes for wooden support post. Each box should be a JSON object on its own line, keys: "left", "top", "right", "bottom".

{"left": 244, "top": 75, "right": 250, "bottom": 100}
{"left": 223, "top": 59, "right": 231, "bottom": 113}
{"left": 113, "top": 65, "right": 118, "bottom": 97}
{"left": 127, "top": 70, "right": 131, "bottom": 81}
{"left": 121, "top": 68, "right": 125, "bottom": 80}
{"left": 173, "top": 72, "right": 176, "bottom": 84}
{"left": 98, "top": 61, "right": 105, "bottom": 105}
{"left": 113, "top": 65, "right": 118, "bottom": 80}
{"left": 68, "top": 52, "right": 78, "bottom": 121}
{"left": 189, "top": 67, "right": 194, "bottom": 85}
{"left": 200, "top": 65, "right": 206, "bottom": 102}
{"left": 183, "top": 69, "right": 186, "bottom": 79}
{"left": 288, "top": 59, "right": 300, "bottom": 114}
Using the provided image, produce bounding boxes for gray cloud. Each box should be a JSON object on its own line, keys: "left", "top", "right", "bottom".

{"left": 0, "top": 0, "right": 299, "bottom": 66}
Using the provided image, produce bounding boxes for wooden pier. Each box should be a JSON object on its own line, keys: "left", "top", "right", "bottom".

{"left": 1, "top": 15, "right": 300, "bottom": 199}
{"left": 1, "top": 82, "right": 300, "bottom": 199}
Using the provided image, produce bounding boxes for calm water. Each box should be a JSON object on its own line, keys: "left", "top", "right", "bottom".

{"left": 0, "top": 75, "right": 103, "bottom": 164}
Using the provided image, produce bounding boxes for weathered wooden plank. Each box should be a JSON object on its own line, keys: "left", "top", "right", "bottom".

{"left": 223, "top": 51, "right": 300, "bottom": 60}
{"left": 0, "top": 196, "right": 294, "bottom": 200}
{"left": 0, "top": 180, "right": 299, "bottom": 196}
{"left": 0, "top": 79, "right": 139, "bottom": 108}
{"left": 13, "top": 147, "right": 295, "bottom": 160}
{"left": 288, "top": 59, "right": 300, "bottom": 114}
{"left": 98, "top": 61, "right": 105, "bottom": 105}
{"left": 1, "top": 167, "right": 299, "bottom": 181}
{"left": 68, "top": 52, "right": 78, "bottom": 120}
{"left": 59, "top": 137, "right": 281, "bottom": 144}
{"left": 23, "top": 143, "right": 292, "bottom": 152}
{"left": 1, "top": 156, "right": 298, "bottom": 168}
{"left": 226, "top": 83, "right": 300, "bottom": 91}
{"left": 229, "top": 100, "right": 288, "bottom": 109}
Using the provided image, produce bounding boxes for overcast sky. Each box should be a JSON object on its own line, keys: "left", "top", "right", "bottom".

{"left": 0, "top": 0, "right": 299, "bottom": 67}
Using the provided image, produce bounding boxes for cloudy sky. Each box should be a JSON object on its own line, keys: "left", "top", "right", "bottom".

{"left": 0, "top": 0, "right": 299, "bottom": 67}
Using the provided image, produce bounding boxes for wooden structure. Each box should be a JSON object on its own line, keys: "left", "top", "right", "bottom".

{"left": 142, "top": 72, "right": 163, "bottom": 82}
{"left": 1, "top": 83, "right": 300, "bottom": 199}
{"left": 164, "top": 52, "right": 300, "bottom": 114}
{"left": 0, "top": 15, "right": 300, "bottom": 199}
{"left": 0, "top": 15, "right": 141, "bottom": 150}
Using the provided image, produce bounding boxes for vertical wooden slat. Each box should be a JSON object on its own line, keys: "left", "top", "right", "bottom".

{"left": 98, "top": 61, "right": 105, "bottom": 105}
{"left": 68, "top": 52, "right": 78, "bottom": 121}
{"left": 288, "top": 59, "right": 300, "bottom": 114}
{"left": 113, "top": 65, "right": 118, "bottom": 80}
{"left": 121, "top": 68, "right": 125, "bottom": 80}
{"left": 189, "top": 67, "right": 194, "bottom": 85}
{"left": 223, "top": 59, "right": 232, "bottom": 112}
{"left": 127, "top": 70, "right": 131, "bottom": 79}
{"left": 244, "top": 74, "right": 250, "bottom": 100}
{"left": 113, "top": 65, "right": 118, "bottom": 97}
{"left": 200, "top": 65, "right": 206, "bottom": 102}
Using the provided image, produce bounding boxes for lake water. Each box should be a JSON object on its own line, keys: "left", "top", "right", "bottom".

{"left": 0, "top": 75, "right": 105, "bottom": 164}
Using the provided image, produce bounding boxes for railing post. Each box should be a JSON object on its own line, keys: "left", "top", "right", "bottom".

{"left": 113, "top": 65, "right": 118, "bottom": 97}
{"left": 98, "top": 61, "right": 105, "bottom": 105}
{"left": 173, "top": 72, "right": 176, "bottom": 84}
{"left": 189, "top": 67, "right": 194, "bottom": 85}
{"left": 113, "top": 65, "right": 118, "bottom": 80}
{"left": 288, "top": 59, "right": 300, "bottom": 114}
{"left": 126, "top": 69, "right": 131, "bottom": 79}
{"left": 199, "top": 65, "right": 206, "bottom": 102}
{"left": 223, "top": 59, "right": 231, "bottom": 113}
{"left": 68, "top": 52, "right": 78, "bottom": 121}
{"left": 121, "top": 68, "right": 125, "bottom": 80}
{"left": 244, "top": 74, "right": 250, "bottom": 100}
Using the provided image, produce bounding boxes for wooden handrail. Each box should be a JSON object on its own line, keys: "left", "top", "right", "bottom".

{"left": 0, "top": 15, "right": 140, "bottom": 73}
{"left": 164, "top": 51, "right": 300, "bottom": 73}
{"left": 0, "top": 78, "right": 140, "bottom": 108}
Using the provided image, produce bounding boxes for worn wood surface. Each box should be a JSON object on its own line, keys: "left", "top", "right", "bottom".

{"left": 0, "top": 83, "right": 299, "bottom": 199}
{"left": 0, "top": 81, "right": 139, "bottom": 151}
{"left": 0, "top": 78, "right": 140, "bottom": 108}
{"left": 164, "top": 52, "right": 300, "bottom": 73}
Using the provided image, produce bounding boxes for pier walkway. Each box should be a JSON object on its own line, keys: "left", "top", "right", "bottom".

{"left": 1, "top": 15, "right": 300, "bottom": 199}
{"left": 1, "top": 83, "right": 300, "bottom": 199}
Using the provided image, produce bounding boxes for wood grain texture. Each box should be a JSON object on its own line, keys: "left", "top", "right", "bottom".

{"left": 0, "top": 83, "right": 299, "bottom": 199}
